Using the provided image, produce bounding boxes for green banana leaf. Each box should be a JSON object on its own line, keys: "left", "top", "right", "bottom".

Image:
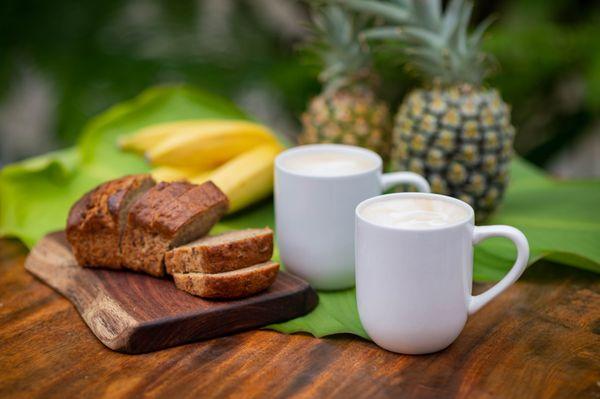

{"left": 1, "top": 85, "right": 598, "bottom": 341}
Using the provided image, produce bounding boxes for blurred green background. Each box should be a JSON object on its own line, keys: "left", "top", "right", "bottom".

{"left": 1, "top": 0, "right": 599, "bottom": 177}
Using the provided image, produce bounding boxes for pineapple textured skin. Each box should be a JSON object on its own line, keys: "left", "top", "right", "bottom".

{"left": 300, "top": 86, "right": 392, "bottom": 159}
{"left": 391, "top": 85, "right": 515, "bottom": 220}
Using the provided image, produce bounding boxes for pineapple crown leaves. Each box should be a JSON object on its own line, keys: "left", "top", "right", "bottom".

{"left": 304, "top": 3, "right": 375, "bottom": 94}
{"left": 341, "top": 0, "right": 497, "bottom": 86}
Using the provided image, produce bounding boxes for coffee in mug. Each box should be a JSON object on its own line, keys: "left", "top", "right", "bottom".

{"left": 279, "top": 151, "right": 378, "bottom": 177}
{"left": 275, "top": 144, "right": 430, "bottom": 290}
{"left": 355, "top": 193, "right": 529, "bottom": 354}
{"left": 360, "top": 197, "right": 469, "bottom": 229}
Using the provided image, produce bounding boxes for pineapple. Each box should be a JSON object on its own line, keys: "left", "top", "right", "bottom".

{"left": 346, "top": 0, "right": 516, "bottom": 220}
{"left": 299, "top": 5, "right": 391, "bottom": 158}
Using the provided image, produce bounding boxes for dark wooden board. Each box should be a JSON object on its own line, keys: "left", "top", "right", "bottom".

{"left": 23, "top": 231, "right": 318, "bottom": 354}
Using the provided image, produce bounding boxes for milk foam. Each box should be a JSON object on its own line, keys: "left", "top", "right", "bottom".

{"left": 360, "top": 198, "right": 469, "bottom": 229}
{"left": 282, "top": 151, "right": 377, "bottom": 177}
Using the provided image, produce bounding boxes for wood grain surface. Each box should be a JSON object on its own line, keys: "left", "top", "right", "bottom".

{"left": 1, "top": 237, "right": 599, "bottom": 399}
{"left": 23, "top": 231, "right": 317, "bottom": 354}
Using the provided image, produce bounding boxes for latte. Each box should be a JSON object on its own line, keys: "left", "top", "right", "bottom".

{"left": 360, "top": 197, "right": 469, "bottom": 229}
{"left": 280, "top": 150, "right": 377, "bottom": 177}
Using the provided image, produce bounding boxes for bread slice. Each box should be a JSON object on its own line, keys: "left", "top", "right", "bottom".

{"left": 164, "top": 228, "right": 273, "bottom": 275}
{"left": 66, "top": 174, "right": 155, "bottom": 269}
{"left": 121, "top": 180, "right": 229, "bottom": 277}
{"left": 172, "top": 261, "right": 279, "bottom": 299}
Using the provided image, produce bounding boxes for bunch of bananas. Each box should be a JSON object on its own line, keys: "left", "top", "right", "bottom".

{"left": 119, "top": 119, "right": 284, "bottom": 213}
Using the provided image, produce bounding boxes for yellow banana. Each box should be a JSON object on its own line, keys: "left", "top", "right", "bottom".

{"left": 146, "top": 120, "right": 279, "bottom": 169}
{"left": 119, "top": 118, "right": 283, "bottom": 212}
{"left": 119, "top": 119, "right": 219, "bottom": 153}
{"left": 196, "top": 143, "right": 284, "bottom": 213}
{"left": 151, "top": 165, "right": 211, "bottom": 182}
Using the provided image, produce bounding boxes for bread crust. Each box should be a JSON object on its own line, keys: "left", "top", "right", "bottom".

{"left": 165, "top": 228, "right": 273, "bottom": 274}
{"left": 172, "top": 261, "right": 279, "bottom": 299}
{"left": 121, "top": 181, "right": 229, "bottom": 277}
{"left": 66, "top": 174, "right": 155, "bottom": 268}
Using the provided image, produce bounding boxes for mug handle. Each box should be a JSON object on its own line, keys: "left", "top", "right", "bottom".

{"left": 380, "top": 172, "right": 431, "bottom": 193}
{"left": 468, "top": 225, "right": 530, "bottom": 314}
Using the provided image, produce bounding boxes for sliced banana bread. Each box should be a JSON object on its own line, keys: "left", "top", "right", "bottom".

{"left": 121, "top": 180, "right": 229, "bottom": 277}
{"left": 66, "top": 174, "right": 155, "bottom": 268}
{"left": 165, "top": 228, "right": 273, "bottom": 275}
{"left": 172, "top": 261, "right": 279, "bottom": 299}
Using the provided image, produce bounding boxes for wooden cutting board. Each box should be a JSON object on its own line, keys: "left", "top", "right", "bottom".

{"left": 24, "top": 231, "right": 318, "bottom": 354}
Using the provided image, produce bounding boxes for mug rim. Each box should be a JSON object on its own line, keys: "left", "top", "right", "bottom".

{"left": 355, "top": 192, "right": 475, "bottom": 232}
{"left": 275, "top": 144, "right": 382, "bottom": 180}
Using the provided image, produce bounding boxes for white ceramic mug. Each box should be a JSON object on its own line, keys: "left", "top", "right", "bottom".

{"left": 275, "top": 144, "right": 430, "bottom": 290}
{"left": 355, "top": 192, "right": 529, "bottom": 354}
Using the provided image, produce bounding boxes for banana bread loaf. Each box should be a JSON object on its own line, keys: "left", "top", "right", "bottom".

{"left": 66, "top": 174, "right": 156, "bottom": 268}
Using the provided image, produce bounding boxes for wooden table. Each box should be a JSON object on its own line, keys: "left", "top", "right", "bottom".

{"left": 1, "top": 238, "right": 598, "bottom": 398}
